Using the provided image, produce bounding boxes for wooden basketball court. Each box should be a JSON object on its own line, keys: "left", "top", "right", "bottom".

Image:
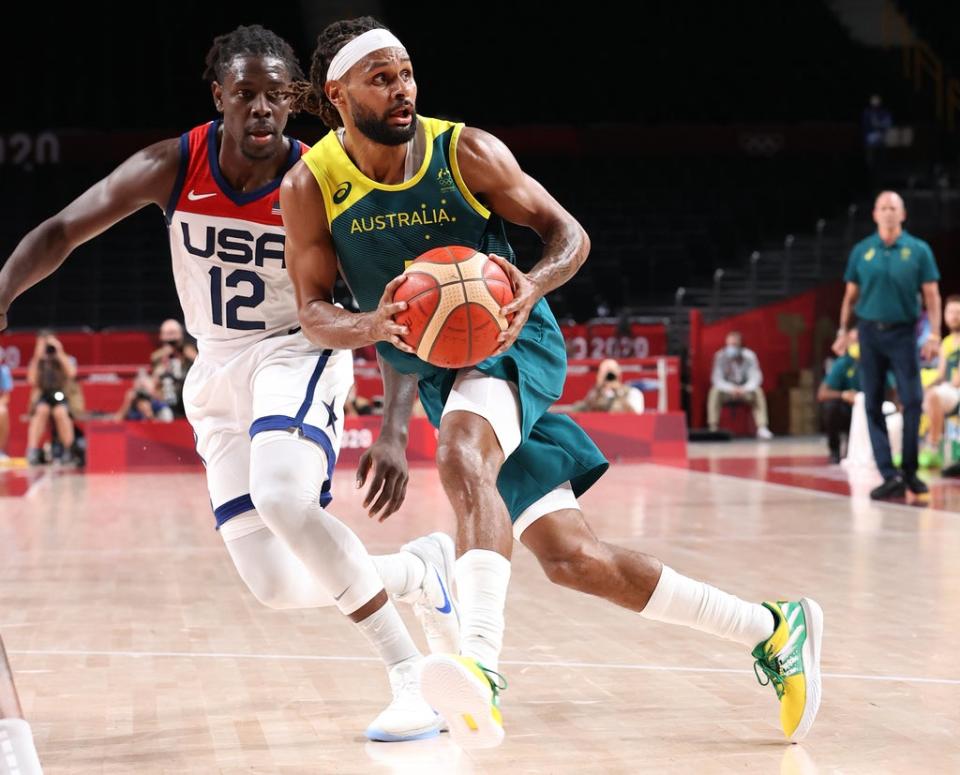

{"left": 1, "top": 439, "right": 958, "bottom": 773}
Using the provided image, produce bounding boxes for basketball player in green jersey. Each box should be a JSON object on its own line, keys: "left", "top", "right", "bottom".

{"left": 281, "top": 17, "right": 823, "bottom": 749}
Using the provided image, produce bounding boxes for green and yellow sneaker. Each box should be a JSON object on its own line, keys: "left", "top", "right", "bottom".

{"left": 751, "top": 598, "right": 823, "bottom": 741}
{"left": 419, "top": 654, "right": 507, "bottom": 749}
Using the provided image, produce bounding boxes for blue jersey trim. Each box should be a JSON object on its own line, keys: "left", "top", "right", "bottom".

{"left": 164, "top": 132, "right": 190, "bottom": 224}
{"left": 207, "top": 120, "right": 303, "bottom": 206}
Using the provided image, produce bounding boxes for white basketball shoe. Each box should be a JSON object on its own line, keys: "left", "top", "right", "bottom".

{"left": 365, "top": 659, "right": 444, "bottom": 742}
{"left": 399, "top": 532, "right": 460, "bottom": 654}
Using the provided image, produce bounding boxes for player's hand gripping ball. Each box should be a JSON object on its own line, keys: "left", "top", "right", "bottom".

{"left": 391, "top": 246, "right": 515, "bottom": 368}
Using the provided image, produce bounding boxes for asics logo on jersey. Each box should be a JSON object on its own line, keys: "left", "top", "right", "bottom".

{"left": 187, "top": 189, "right": 217, "bottom": 201}
{"left": 181, "top": 223, "right": 286, "bottom": 268}
{"left": 333, "top": 181, "right": 352, "bottom": 204}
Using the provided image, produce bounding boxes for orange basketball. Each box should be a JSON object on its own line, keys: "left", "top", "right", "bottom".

{"left": 392, "top": 245, "right": 514, "bottom": 368}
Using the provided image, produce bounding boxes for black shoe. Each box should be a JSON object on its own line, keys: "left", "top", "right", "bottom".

{"left": 870, "top": 475, "right": 906, "bottom": 500}
{"left": 942, "top": 462, "right": 960, "bottom": 478}
{"left": 904, "top": 474, "right": 928, "bottom": 494}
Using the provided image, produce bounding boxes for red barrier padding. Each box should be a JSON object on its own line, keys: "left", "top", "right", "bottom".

{"left": 81, "top": 412, "right": 687, "bottom": 473}
{"left": 688, "top": 284, "right": 844, "bottom": 429}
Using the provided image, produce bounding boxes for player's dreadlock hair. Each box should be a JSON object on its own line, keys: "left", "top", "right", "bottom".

{"left": 286, "top": 16, "right": 388, "bottom": 128}
{"left": 203, "top": 24, "right": 304, "bottom": 84}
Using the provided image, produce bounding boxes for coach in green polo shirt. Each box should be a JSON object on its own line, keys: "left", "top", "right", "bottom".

{"left": 833, "top": 191, "right": 941, "bottom": 499}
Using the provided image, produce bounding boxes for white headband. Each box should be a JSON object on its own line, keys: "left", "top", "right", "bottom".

{"left": 326, "top": 29, "right": 407, "bottom": 83}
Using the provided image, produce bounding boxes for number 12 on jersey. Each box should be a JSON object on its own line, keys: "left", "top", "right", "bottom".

{"left": 208, "top": 267, "right": 266, "bottom": 330}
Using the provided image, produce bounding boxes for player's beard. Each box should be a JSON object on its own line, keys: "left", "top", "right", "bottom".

{"left": 350, "top": 96, "right": 418, "bottom": 146}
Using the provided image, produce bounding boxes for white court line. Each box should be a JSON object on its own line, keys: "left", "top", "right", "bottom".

{"left": 23, "top": 470, "right": 50, "bottom": 499}
{"left": 9, "top": 648, "right": 960, "bottom": 686}
{"left": 649, "top": 462, "right": 960, "bottom": 518}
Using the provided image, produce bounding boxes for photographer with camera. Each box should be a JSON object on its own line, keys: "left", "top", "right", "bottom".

{"left": 25, "top": 329, "right": 80, "bottom": 465}
{"left": 114, "top": 369, "right": 174, "bottom": 422}
{"left": 573, "top": 358, "right": 645, "bottom": 413}
{"left": 149, "top": 320, "right": 197, "bottom": 419}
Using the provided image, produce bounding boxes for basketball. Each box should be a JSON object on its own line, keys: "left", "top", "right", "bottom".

{"left": 392, "top": 245, "right": 515, "bottom": 368}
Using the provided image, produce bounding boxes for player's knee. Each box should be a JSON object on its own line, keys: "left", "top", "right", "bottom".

{"left": 436, "top": 437, "right": 496, "bottom": 485}
{"left": 251, "top": 467, "right": 305, "bottom": 525}
{"left": 539, "top": 540, "right": 607, "bottom": 590}
{"left": 33, "top": 403, "right": 50, "bottom": 419}
{"left": 244, "top": 573, "right": 298, "bottom": 610}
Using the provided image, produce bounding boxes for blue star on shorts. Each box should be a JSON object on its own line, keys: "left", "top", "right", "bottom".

{"left": 323, "top": 399, "right": 338, "bottom": 432}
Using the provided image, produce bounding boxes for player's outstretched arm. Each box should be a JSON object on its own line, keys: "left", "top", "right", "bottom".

{"left": 281, "top": 162, "right": 414, "bottom": 353}
{"left": 456, "top": 127, "right": 590, "bottom": 353}
{"left": 356, "top": 353, "right": 419, "bottom": 522}
{"left": 0, "top": 139, "right": 181, "bottom": 332}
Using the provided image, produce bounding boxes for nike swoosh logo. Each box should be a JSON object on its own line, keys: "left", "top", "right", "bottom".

{"left": 434, "top": 569, "right": 452, "bottom": 614}
{"left": 187, "top": 189, "right": 217, "bottom": 201}
{"left": 333, "top": 585, "right": 350, "bottom": 601}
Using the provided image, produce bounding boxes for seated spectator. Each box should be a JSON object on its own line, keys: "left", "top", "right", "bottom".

{"left": 0, "top": 349, "right": 11, "bottom": 460}
{"left": 708, "top": 331, "right": 773, "bottom": 439}
{"left": 818, "top": 327, "right": 861, "bottom": 464}
{"left": 150, "top": 319, "right": 197, "bottom": 418}
{"left": 343, "top": 384, "right": 374, "bottom": 417}
{"left": 921, "top": 295, "right": 960, "bottom": 469}
{"left": 573, "top": 358, "right": 644, "bottom": 413}
{"left": 25, "top": 330, "right": 80, "bottom": 465}
{"left": 114, "top": 370, "right": 174, "bottom": 422}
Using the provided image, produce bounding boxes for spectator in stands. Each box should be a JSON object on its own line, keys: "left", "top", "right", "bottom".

{"left": 708, "top": 331, "right": 773, "bottom": 439}
{"left": 0, "top": 349, "right": 11, "bottom": 460}
{"left": 573, "top": 358, "right": 644, "bottom": 413}
{"left": 114, "top": 369, "right": 174, "bottom": 422}
{"left": 25, "top": 330, "right": 79, "bottom": 465}
{"left": 150, "top": 319, "right": 197, "bottom": 418}
{"left": 343, "top": 383, "right": 373, "bottom": 417}
{"left": 818, "top": 327, "right": 861, "bottom": 464}
{"left": 921, "top": 295, "right": 960, "bottom": 469}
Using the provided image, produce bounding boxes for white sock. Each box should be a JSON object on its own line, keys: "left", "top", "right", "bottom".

{"left": 371, "top": 551, "right": 427, "bottom": 600}
{"left": 355, "top": 601, "right": 422, "bottom": 670}
{"left": 0, "top": 718, "right": 43, "bottom": 775}
{"left": 455, "top": 550, "right": 511, "bottom": 671}
{"left": 640, "top": 565, "right": 775, "bottom": 648}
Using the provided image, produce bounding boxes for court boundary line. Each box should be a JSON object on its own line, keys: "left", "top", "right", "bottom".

{"left": 8, "top": 648, "right": 959, "bottom": 686}
{"left": 648, "top": 462, "right": 960, "bottom": 518}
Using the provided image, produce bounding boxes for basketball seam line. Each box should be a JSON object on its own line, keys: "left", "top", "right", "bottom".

{"left": 424, "top": 261, "right": 472, "bottom": 365}
{"left": 410, "top": 279, "right": 442, "bottom": 354}
{"left": 455, "top": 260, "right": 472, "bottom": 365}
{"left": 403, "top": 276, "right": 499, "bottom": 304}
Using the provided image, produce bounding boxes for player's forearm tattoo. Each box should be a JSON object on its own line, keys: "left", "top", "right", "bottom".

{"left": 525, "top": 219, "right": 588, "bottom": 295}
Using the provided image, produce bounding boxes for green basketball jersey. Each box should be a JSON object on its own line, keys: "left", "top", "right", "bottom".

{"left": 302, "top": 115, "right": 518, "bottom": 378}
{"left": 302, "top": 116, "right": 609, "bottom": 519}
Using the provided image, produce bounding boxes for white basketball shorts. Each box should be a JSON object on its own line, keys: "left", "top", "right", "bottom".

{"left": 182, "top": 331, "right": 353, "bottom": 529}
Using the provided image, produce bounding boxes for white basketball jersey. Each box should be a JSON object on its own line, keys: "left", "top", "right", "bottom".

{"left": 165, "top": 120, "right": 307, "bottom": 358}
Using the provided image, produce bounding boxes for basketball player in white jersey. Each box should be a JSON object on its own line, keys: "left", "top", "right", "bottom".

{"left": 0, "top": 25, "right": 459, "bottom": 743}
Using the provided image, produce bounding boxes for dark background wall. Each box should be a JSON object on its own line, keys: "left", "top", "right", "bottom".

{"left": 2, "top": 1, "right": 957, "bottom": 330}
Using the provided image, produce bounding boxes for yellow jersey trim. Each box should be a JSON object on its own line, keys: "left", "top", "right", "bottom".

{"left": 450, "top": 123, "right": 491, "bottom": 220}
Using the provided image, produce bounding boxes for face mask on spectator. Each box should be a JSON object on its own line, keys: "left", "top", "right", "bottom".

{"left": 724, "top": 345, "right": 741, "bottom": 358}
